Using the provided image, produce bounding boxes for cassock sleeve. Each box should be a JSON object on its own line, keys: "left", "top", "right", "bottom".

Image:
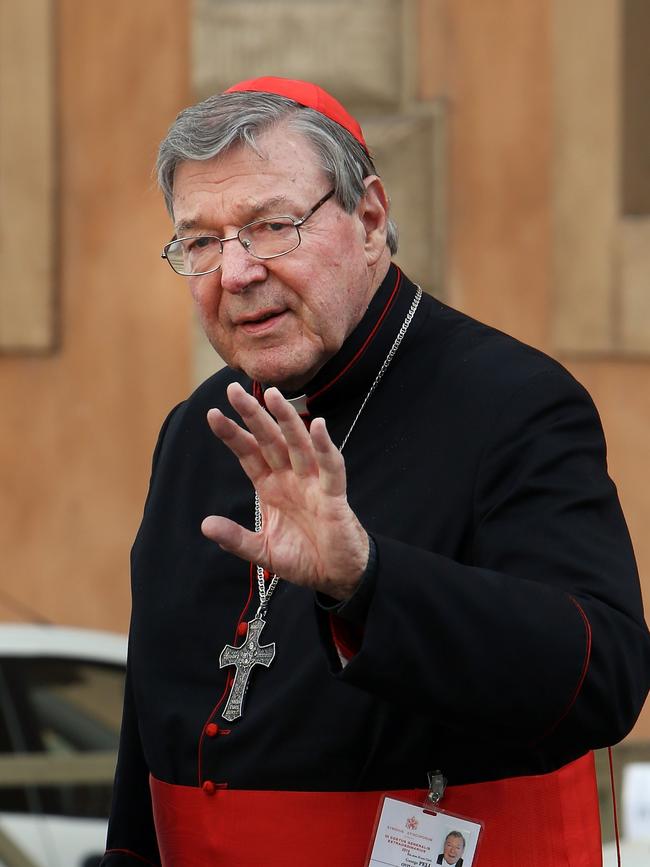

{"left": 100, "top": 658, "right": 161, "bottom": 865}
{"left": 327, "top": 369, "right": 650, "bottom": 749}
{"left": 101, "top": 406, "right": 182, "bottom": 865}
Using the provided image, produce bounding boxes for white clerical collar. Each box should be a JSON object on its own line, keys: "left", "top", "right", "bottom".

{"left": 286, "top": 393, "right": 308, "bottom": 414}
{"left": 266, "top": 389, "right": 308, "bottom": 415}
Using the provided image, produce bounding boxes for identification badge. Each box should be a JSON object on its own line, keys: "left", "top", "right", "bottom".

{"left": 365, "top": 794, "right": 483, "bottom": 867}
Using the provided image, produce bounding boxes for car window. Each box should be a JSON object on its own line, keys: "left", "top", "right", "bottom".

{"left": 0, "top": 657, "right": 125, "bottom": 819}
{"left": 7, "top": 658, "right": 124, "bottom": 752}
{"left": 0, "top": 669, "right": 31, "bottom": 814}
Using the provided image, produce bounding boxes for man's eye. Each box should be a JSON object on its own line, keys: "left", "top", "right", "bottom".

{"left": 187, "top": 236, "right": 218, "bottom": 251}
{"left": 266, "top": 221, "right": 289, "bottom": 232}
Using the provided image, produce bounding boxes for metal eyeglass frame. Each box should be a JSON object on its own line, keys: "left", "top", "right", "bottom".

{"left": 161, "top": 188, "right": 336, "bottom": 276}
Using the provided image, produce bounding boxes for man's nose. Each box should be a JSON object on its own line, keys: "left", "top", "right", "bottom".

{"left": 219, "top": 236, "right": 267, "bottom": 294}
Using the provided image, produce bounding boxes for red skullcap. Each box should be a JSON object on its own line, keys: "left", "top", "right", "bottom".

{"left": 225, "top": 76, "right": 368, "bottom": 152}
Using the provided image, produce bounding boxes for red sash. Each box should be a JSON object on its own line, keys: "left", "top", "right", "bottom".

{"left": 150, "top": 752, "right": 602, "bottom": 866}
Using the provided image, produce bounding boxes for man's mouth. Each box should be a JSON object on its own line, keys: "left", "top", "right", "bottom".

{"left": 236, "top": 308, "right": 288, "bottom": 334}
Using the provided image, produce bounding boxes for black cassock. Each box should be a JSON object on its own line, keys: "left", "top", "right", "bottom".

{"left": 102, "top": 264, "right": 650, "bottom": 865}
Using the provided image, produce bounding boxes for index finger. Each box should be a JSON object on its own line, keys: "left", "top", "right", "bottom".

{"left": 225, "top": 382, "right": 291, "bottom": 472}
{"left": 263, "top": 387, "right": 318, "bottom": 477}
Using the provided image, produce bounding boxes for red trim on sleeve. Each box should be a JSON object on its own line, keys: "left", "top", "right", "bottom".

{"left": 540, "top": 596, "right": 592, "bottom": 740}
{"left": 329, "top": 614, "right": 364, "bottom": 660}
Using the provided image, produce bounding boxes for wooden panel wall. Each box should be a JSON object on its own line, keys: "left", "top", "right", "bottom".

{"left": 0, "top": 0, "right": 55, "bottom": 351}
{"left": 439, "top": 0, "right": 552, "bottom": 353}
{"left": 0, "top": 0, "right": 191, "bottom": 631}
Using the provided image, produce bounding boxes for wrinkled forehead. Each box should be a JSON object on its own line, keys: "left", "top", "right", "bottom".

{"left": 171, "top": 131, "right": 329, "bottom": 230}
{"left": 176, "top": 117, "right": 322, "bottom": 177}
{"left": 174, "top": 121, "right": 326, "bottom": 191}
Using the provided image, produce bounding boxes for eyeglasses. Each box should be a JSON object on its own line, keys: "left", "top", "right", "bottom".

{"left": 161, "top": 189, "right": 335, "bottom": 277}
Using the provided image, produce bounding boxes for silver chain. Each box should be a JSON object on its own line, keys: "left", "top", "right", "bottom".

{"left": 254, "top": 493, "right": 280, "bottom": 616}
{"left": 254, "top": 286, "right": 423, "bottom": 616}
{"left": 338, "top": 287, "right": 422, "bottom": 452}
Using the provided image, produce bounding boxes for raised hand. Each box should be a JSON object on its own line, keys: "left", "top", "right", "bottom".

{"left": 201, "top": 382, "right": 369, "bottom": 600}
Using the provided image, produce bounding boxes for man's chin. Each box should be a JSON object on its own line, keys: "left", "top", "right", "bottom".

{"left": 226, "top": 353, "right": 320, "bottom": 392}
{"left": 208, "top": 329, "right": 335, "bottom": 391}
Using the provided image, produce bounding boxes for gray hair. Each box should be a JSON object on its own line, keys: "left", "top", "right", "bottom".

{"left": 156, "top": 91, "right": 398, "bottom": 254}
{"left": 444, "top": 831, "right": 466, "bottom": 851}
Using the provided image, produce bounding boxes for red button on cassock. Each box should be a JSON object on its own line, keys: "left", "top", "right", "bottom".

{"left": 202, "top": 780, "right": 216, "bottom": 796}
{"left": 237, "top": 622, "right": 248, "bottom": 637}
{"left": 205, "top": 723, "right": 219, "bottom": 737}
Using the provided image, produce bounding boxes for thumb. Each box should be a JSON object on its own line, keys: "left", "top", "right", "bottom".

{"left": 201, "top": 515, "right": 267, "bottom": 566}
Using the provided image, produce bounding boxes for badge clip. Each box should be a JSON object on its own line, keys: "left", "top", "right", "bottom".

{"left": 425, "top": 768, "right": 447, "bottom": 810}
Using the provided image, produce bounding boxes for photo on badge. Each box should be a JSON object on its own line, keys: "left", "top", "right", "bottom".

{"left": 435, "top": 825, "right": 473, "bottom": 866}
{"left": 365, "top": 795, "right": 483, "bottom": 867}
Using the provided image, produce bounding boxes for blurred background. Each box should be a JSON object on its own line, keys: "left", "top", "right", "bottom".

{"left": 0, "top": 0, "right": 649, "bottom": 864}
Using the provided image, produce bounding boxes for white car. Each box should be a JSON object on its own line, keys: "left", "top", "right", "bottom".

{"left": 0, "top": 624, "right": 126, "bottom": 867}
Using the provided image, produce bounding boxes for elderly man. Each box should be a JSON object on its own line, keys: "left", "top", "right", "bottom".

{"left": 437, "top": 831, "right": 466, "bottom": 866}
{"left": 101, "top": 77, "right": 650, "bottom": 866}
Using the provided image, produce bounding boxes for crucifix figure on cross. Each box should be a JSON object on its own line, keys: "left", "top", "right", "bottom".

{"left": 219, "top": 617, "right": 276, "bottom": 722}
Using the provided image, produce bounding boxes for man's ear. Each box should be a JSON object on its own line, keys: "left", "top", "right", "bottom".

{"left": 357, "top": 176, "right": 390, "bottom": 265}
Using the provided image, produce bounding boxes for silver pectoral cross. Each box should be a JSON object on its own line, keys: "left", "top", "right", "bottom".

{"left": 219, "top": 617, "right": 276, "bottom": 722}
